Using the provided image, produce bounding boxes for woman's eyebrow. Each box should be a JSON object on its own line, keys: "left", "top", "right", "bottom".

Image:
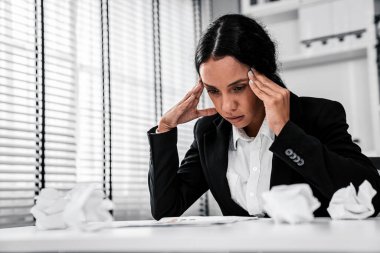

{"left": 203, "top": 78, "right": 249, "bottom": 88}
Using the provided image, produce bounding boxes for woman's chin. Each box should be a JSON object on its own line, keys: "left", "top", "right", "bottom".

{"left": 232, "top": 122, "right": 248, "bottom": 129}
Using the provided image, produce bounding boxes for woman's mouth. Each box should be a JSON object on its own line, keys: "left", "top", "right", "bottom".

{"left": 226, "top": 115, "right": 244, "bottom": 123}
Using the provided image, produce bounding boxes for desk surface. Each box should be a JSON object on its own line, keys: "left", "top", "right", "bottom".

{"left": 0, "top": 217, "right": 380, "bottom": 252}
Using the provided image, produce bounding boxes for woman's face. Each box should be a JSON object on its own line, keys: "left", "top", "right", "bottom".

{"left": 199, "top": 56, "right": 264, "bottom": 129}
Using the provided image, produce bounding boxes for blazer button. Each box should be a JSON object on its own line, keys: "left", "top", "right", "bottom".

{"left": 290, "top": 153, "right": 297, "bottom": 160}
{"left": 297, "top": 159, "right": 304, "bottom": 166}
{"left": 285, "top": 149, "right": 293, "bottom": 156}
{"left": 294, "top": 156, "right": 301, "bottom": 163}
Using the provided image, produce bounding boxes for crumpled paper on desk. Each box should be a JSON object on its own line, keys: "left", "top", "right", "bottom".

{"left": 30, "top": 188, "right": 67, "bottom": 229}
{"left": 262, "top": 184, "right": 320, "bottom": 224}
{"left": 30, "top": 184, "right": 114, "bottom": 231}
{"left": 327, "top": 180, "right": 377, "bottom": 220}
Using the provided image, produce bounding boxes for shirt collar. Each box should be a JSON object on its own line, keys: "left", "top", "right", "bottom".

{"left": 231, "top": 117, "right": 274, "bottom": 150}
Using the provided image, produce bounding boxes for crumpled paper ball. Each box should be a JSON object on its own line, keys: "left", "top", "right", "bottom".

{"left": 30, "top": 188, "right": 67, "bottom": 230}
{"left": 30, "top": 184, "right": 114, "bottom": 231}
{"left": 262, "top": 183, "right": 320, "bottom": 224}
{"left": 327, "top": 180, "right": 377, "bottom": 220}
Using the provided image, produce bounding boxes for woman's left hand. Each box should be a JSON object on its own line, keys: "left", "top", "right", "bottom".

{"left": 248, "top": 69, "right": 290, "bottom": 136}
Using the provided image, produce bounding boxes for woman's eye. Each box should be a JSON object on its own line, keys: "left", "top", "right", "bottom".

{"left": 207, "top": 89, "right": 219, "bottom": 94}
{"left": 233, "top": 86, "right": 245, "bottom": 92}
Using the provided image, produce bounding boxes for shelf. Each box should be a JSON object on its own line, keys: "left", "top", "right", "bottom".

{"left": 242, "top": 0, "right": 300, "bottom": 18}
{"left": 280, "top": 45, "right": 367, "bottom": 70}
{"left": 242, "top": 0, "right": 331, "bottom": 18}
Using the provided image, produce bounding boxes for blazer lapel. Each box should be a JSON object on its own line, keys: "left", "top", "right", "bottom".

{"left": 270, "top": 92, "right": 304, "bottom": 188}
{"left": 203, "top": 116, "right": 249, "bottom": 215}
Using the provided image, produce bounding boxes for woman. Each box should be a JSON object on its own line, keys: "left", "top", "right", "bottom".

{"left": 147, "top": 14, "right": 380, "bottom": 220}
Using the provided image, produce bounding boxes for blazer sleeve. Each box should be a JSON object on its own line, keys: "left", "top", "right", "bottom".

{"left": 269, "top": 101, "right": 380, "bottom": 216}
{"left": 147, "top": 122, "right": 208, "bottom": 220}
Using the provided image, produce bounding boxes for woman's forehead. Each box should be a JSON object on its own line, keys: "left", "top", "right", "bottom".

{"left": 200, "top": 56, "right": 249, "bottom": 87}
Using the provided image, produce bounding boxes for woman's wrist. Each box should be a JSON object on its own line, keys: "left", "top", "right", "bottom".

{"left": 272, "top": 120, "right": 289, "bottom": 136}
{"left": 157, "top": 120, "right": 174, "bottom": 133}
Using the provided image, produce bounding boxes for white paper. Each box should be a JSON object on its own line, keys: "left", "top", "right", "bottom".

{"left": 262, "top": 184, "right": 320, "bottom": 224}
{"left": 327, "top": 180, "right": 377, "bottom": 220}
{"left": 111, "top": 216, "right": 257, "bottom": 228}
{"left": 30, "top": 188, "right": 67, "bottom": 230}
{"left": 63, "top": 184, "right": 114, "bottom": 229}
{"left": 30, "top": 184, "right": 114, "bottom": 231}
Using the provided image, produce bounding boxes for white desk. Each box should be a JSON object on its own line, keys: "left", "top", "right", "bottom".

{"left": 0, "top": 217, "right": 379, "bottom": 252}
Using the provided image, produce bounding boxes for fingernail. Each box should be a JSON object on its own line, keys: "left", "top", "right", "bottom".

{"left": 248, "top": 71, "right": 253, "bottom": 78}
{"left": 249, "top": 80, "right": 254, "bottom": 86}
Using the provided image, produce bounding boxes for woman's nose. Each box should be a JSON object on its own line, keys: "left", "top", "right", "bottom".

{"left": 222, "top": 96, "right": 238, "bottom": 112}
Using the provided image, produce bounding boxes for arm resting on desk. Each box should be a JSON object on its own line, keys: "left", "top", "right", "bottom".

{"left": 269, "top": 100, "right": 380, "bottom": 216}
{"left": 147, "top": 124, "right": 208, "bottom": 220}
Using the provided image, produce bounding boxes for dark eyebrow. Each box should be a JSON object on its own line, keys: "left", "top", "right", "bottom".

{"left": 203, "top": 78, "right": 249, "bottom": 88}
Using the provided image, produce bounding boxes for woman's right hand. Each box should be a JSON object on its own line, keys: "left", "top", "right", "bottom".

{"left": 157, "top": 80, "right": 217, "bottom": 133}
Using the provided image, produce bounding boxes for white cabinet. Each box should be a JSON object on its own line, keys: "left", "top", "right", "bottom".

{"left": 242, "top": 0, "right": 380, "bottom": 156}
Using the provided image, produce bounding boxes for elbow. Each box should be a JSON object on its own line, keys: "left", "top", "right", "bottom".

{"left": 150, "top": 199, "right": 182, "bottom": 221}
{"left": 149, "top": 196, "right": 167, "bottom": 221}
{"left": 151, "top": 209, "right": 164, "bottom": 221}
{"left": 150, "top": 199, "right": 178, "bottom": 220}
{"left": 150, "top": 203, "right": 170, "bottom": 221}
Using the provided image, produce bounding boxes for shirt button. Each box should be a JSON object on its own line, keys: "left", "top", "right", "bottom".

{"left": 252, "top": 167, "right": 258, "bottom": 172}
{"left": 249, "top": 192, "right": 254, "bottom": 197}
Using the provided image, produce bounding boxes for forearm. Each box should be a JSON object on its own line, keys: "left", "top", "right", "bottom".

{"left": 147, "top": 126, "right": 208, "bottom": 220}
{"left": 270, "top": 121, "right": 380, "bottom": 215}
{"left": 148, "top": 126, "right": 183, "bottom": 219}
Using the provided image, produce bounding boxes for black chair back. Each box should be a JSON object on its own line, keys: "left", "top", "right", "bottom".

{"left": 369, "top": 157, "right": 380, "bottom": 174}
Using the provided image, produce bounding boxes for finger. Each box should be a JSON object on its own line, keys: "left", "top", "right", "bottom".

{"left": 188, "top": 81, "right": 203, "bottom": 100}
{"left": 249, "top": 78, "right": 272, "bottom": 102}
{"left": 188, "top": 95, "right": 200, "bottom": 109}
{"left": 249, "top": 77, "right": 277, "bottom": 97}
{"left": 250, "top": 68, "right": 271, "bottom": 85}
{"left": 251, "top": 70, "right": 290, "bottom": 101}
{"left": 251, "top": 68, "right": 284, "bottom": 93}
{"left": 197, "top": 108, "right": 217, "bottom": 117}
{"left": 249, "top": 70, "right": 277, "bottom": 95}
{"left": 178, "top": 93, "right": 196, "bottom": 113}
{"left": 179, "top": 90, "right": 193, "bottom": 104}
{"left": 187, "top": 93, "right": 205, "bottom": 112}
{"left": 248, "top": 69, "right": 268, "bottom": 89}
{"left": 179, "top": 82, "right": 202, "bottom": 103}
{"left": 193, "top": 81, "right": 204, "bottom": 98}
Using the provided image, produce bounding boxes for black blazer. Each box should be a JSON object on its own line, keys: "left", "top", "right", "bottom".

{"left": 147, "top": 93, "right": 380, "bottom": 220}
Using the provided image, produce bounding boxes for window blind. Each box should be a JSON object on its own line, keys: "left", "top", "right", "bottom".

{"left": 0, "top": 0, "right": 207, "bottom": 227}
{"left": 160, "top": 0, "right": 206, "bottom": 216}
{"left": 43, "top": 0, "right": 77, "bottom": 191}
{"left": 43, "top": 0, "right": 106, "bottom": 191}
{"left": 108, "top": 0, "right": 155, "bottom": 220}
{"left": 0, "top": 0, "right": 40, "bottom": 228}
{"left": 75, "top": 0, "right": 105, "bottom": 190}
{"left": 160, "top": 0, "right": 196, "bottom": 170}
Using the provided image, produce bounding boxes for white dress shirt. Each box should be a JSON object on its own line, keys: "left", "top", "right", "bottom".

{"left": 226, "top": 118, "right": 274, "bottom": 215}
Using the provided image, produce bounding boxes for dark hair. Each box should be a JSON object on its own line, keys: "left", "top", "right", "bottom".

{"left": 195, "top": 14, "right": 285, "bottom": 88}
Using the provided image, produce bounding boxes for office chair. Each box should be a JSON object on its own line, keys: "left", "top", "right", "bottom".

{"left": 369, "top": 157, "right": 380, "bottom": 175}
{"left": 368, "top": 157, "right": 380, "bottom": 217}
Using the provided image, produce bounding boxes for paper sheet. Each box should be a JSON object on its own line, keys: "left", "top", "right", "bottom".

{"left": 111, "top": 216, "right": 257, "bottom": 228}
